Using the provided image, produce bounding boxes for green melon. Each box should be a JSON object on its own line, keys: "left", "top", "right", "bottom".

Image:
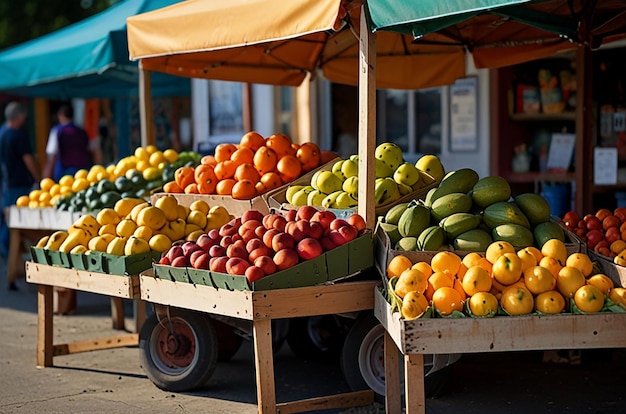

{"left": 471, "top": 176, "right": 511, "bottom": 208}
{"left": 533, "top": 221, "right": 565, "bottom": 249}
{"left": 429, "top": 168, "right": 479, "bottom": 204}
{"left": 453, "top": 229, "right": 493, "bottom": 252}
{"left": 492, "top": 224, "right": 535, "bottom": 248}
{"left": 398, "top": 203, "right": 431, "bottom": 238}
{"left": 483, "top": 201, "right": 531, "bottom": 229}
{"left": 431, "top": 193, "right": 473, "bottom": 222}
{"left": 514, "top": 193, "right": 552, "bottom": 226}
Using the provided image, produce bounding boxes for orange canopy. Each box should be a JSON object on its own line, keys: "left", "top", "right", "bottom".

{"left": 127, "top": 0, "right": 466, "bottom": 89}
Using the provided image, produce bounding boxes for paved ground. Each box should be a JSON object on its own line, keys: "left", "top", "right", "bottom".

{"left": 2, "top": 255, "right": 626, "bottom": 414}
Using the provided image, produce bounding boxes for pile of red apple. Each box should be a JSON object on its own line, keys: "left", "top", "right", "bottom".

{"left": 560, "top": 207, "right": 626, "bottom": 257}
{"left": 158, "top": 205, "right": 367, "bottom": 283}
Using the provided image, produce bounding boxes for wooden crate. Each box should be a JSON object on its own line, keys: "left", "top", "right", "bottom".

{"left": 150, "top": 192, "right": 271, "bottom": 216}
{"left": 7, "top": 206, "right": 87, "bottom": 231}
{"left": 589, "top": 250, "right": 626, "bottom": 288}
{"left": 374, "top": 289, "right": 626, "bottom": 414}
{"left": 25, "top": 262, "right": 146, "bottom": 368}
{"left": 140, "top": 270, "right": 379, "bottom": 413}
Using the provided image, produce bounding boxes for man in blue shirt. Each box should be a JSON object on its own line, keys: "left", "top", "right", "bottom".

{"left": 0, "top": 102, "right": 41, "bottom": 290}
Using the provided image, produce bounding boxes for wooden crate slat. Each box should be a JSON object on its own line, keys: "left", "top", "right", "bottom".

{"left": 275, "top": 390, "right": 374, "bottom": 414}
{"left": 52, "top": 334, "right": 139, "bottom": 356}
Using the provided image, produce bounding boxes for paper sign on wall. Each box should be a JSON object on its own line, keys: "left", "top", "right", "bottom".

{"left": 594, "top": 147, "right": 618, "bottom": 185}
{"left": 546, "top": 133, "right": 575, "bottom": 171}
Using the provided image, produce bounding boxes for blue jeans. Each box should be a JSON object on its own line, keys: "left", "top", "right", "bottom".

{"left": 0, "top": 185, "right": 33, "bottom": 257}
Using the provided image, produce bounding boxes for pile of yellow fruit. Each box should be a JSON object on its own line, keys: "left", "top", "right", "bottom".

{"left": 36, "top": 195, "right": 232, "bottom": 256}
{"left": 386, "top": 239, "right": 626, "bottom": 319}
{"left": 16, "top": 145, "right": 179, "bottom": 209}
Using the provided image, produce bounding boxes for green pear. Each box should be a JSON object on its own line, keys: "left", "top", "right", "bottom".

{"left": 349, "top": 154, "right": 359, "bottom": 162}
{"left": 331, "top": 160, "right": 346, "bottom": 180}
{"left": 307, "top": 189, "right": 327, "bottom": 206}
{"left": 375, "top": 158, "right": 394, "bottom": 178}
{"left": 415, "top": 154, "right": 445, "bottom": 181}
{"left": 285, "top": 185, "right": 305, "bottom": 205}
{"left": 310, "top": 170, "right": 324, "bottom": 191}
{"left": 335, "top": 192, "right": 358, "bottom": 209}
{"left": 316, "top": 170, "right": 343, "bottom": 194}
{"left": 341, "top": 159, "right": 358, "bottom": 178}
{"left": 375, "top": 142, "right": 404, "bottom": 171}
{"left": 374, "top": 177, "right": 401, "bottom": 206}
{"left": 322, "top": 190, "right": 343, "bottom": 209}
{"left": 291, "top": 186, "right": 314, "bottom": 206}
{"left": 342, "top": 176, "right": 359, "bottom": 199}
{"left": 397, "top": 182, "right": 413, "bottom": 196}
{"left": 393, "top": 162, "right": 421, "bottom": 187}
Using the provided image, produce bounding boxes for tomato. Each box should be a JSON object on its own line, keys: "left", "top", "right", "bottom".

{"left": 585, "top": 229, "right": 604, "bottom": 250}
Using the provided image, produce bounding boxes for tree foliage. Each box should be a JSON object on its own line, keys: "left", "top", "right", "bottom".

{"left": 0, "top": 0, "right": 116, "bottom": 50}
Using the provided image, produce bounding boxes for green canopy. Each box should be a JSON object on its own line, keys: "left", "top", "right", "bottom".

{"left": 0, "top": 0, "right": 189, "bottom": 98}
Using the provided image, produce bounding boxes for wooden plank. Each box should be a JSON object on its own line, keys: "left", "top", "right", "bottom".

{"left": 374, "top": 288, "right": 404, "bottom": 350}
{"left": 26, "top": 262, "right": 136, "bottom": 299}
{"left": 384, "top": 331, "right": 402, "bottom": 414}
{"left": 132, "top": 299, "right": 147, "bottom": 334}
{"left": 404, "top": 353, "right": 425, "bottom": 414}
{"left": 110, "top": 297, "right": 125, "bottom": 330}
{"left": 139, "top": 273, "right": 254, "bottom": 320}
{"left": 251, "top": 281, "right": 378, "bottom": 319}
{"left": 253, "top": 318, "right": 275, "bottom": 414}
{"left": 37, "top": 285, "right": 54, "bottom": 367}
{"left": 276, "top": 390, "right": 374, "bottom": 414}
{"left": 139, "top": 63, "right": 154, "bottom": 147}
{"left": 52, "top": 334, "right": 139, "bottom": 356}
{"left": 357, "top": 6, "right": 377, "bottom": 227}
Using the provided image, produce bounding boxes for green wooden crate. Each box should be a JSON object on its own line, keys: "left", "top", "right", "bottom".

{"left": 30, "top": 247, "right": 50, "bottom": 265}
{"left": 46, "top": 250, "right": 71, "bottom": 268}
{"left": 69, "top": 253, "right": 88, "bottom": 271}
{"left": 187, "top": 268, "right": 211, "bottom": 285}
{"left": 103, "top": 251, "right": 162, "bottom": 275}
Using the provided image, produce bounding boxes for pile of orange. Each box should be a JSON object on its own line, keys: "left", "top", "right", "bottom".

{"left": 163, "top": 132, "right": 324, "bottom": 200}
{"left": 387, "top": 239, "right": 622, "bottom": 319}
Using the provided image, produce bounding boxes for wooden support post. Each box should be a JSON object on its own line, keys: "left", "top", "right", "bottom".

{"left": 357, "top": 6, "right": 376, "bottom": 227}
{"left": 576, "top": 45, "right": 593, "bottom": 213}
{"left": 384, "top": 331, "right": 402, "bottom": 414}
{"left": 295, "top": 74, "right": 311, "bottom": 144}
{"left": 404, "top": 353, "right": 425, "bottom": 414}
{"left": 37, "top": 285, "right": 54, "bottom": 367}
{"left": 139, "top": 61, "right": 154, "bottom": 147}
{"left": 33, "top": 98, "right": 50, "bottom": 171}
{"left": 110, "top": 297, "right": 125, "bottom": 330}
{"left": 253, "top": 318, "right": 275, "bottom": 413}
{"left": 133, "top": 299, "right": 147, "bottom": 333}
{"left": 7, "top": 228, "right": 21, "bottom": 284}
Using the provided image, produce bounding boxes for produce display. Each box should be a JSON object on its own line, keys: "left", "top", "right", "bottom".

{"left": 378, "top": 168, "right": 565, "bottom": 252}
{"left": 157, "top": 205, "right": 367, "bottom": 283}
{"left": 385, "top": 239, "right": 626, "bottom": 320}
{"left": 284, "top": 143, "right": 444, "bottom": 209}
{"left": 34, "top": 195, "right": 232, "bottom": 255}
{"left": 161, "top": 131, "right": 332, "bottom": 199}
{"left": 15, "top": 146, "right": 201, "bottom": 211}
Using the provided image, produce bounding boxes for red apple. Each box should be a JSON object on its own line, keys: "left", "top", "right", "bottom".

{"left": 296, "top": 238, "right": 323, "bottom": 260}
{"left": 182, "top": 241, "right": 202, "bottom": 258}
{"left": 338, "top": 224, "right": 358, "bottom": 243}
{"left": 255, "top": 226, "right": 267, "bottom": 239}
{"left": 296, "top": 205, "right": 318, "bottom": 221}
{"left": 249, "top": 246, "right": 272, "bottom": 263}
{"left": 246, "top": 238, "right": 264, "bottom": 253}
{"left": 171, "top": 256, "right": 189, "bottom": 268}
{"left": 273, "top": 249, "right": 299, "bottom": 271}
{"left": 329, "top": 229, "right": 348, "bottom": 246}
{"left": 226, "top": 257, "right": 250, "bottom": 275}
{"left": 227, "top": 243, "right": 248, "bottom": 259}
{"left": 262, "top": 213, "right": 282, "bottom": 229}
{"left": 209, "top": 244, "right": 226, "bottom": 258}
{"left": 254, "top": 255, "right": 277, "bottom": 276}
{"left": 208, "top": 228, "right": 221, "bottom": 241}
{"left": 272, "top": 232, "right": 295, "bottom": 252}
{"left": 347, "top": 214, "right": 367, "bottom": 231}
{"left": 245, "top": 265, "right": 265, "bottom": 283}
{"left": 308, "top": 221, "right": 324, "bottom": 239}
{"left": 196, "top": 233, "right": 216, "bottom": 252}
{"left": 220, "top": 235, "right": 233, "bottom": 248}
{"left": 241, "top": 209, "right": 264, "bottom": 224}
{"left": 311, "top": 210, "right": 336, "bottom": 230}
{"left": 606, "top": 226, "right": 621, "bottom": 244}
{"left": 330, "top": 218, "right": 349, "bottom": 231}
{"left": 286, "top": 219, "right": 310, "bottom": 242}
{"left": 319, "top": 236, "right": 337, "bottom": 252}
{"left": 263, "top": 228, "right": 280, "bottom": 249}
{"left": 209, "top": 256, "right": 228, "bottom": 273}
{"left": 586, "top": 229, "right": 604, "bottom": 250}
{"left": 166, "top": 245, "right": 184, "bottom": 262}
{"left": 283, "top": 209, "right": 297, "bottom": 222}
{"left": 189, "top": 249, "right": 205, "bottom": 266}
{"left": 158, "top": 255, "right": 171, "bottom": 265}
{"left": 584, "top": 215, "right": 602, "bottom": 231}
{"left": 191, "top": 252, "right": 210, "bottom": 270}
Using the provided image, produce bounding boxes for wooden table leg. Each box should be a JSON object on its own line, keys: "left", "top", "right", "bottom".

{"left": 404, "top": 353, "right": 425, "bottom": 414}
{"left": 7, "top": 228, "right": 21, "bottom": 284}
{"left": 37, "top": 285, "right": 54, "bottom": 367}
{"left": 110, "top": 297, "right": 125, "bottom": 330}
{"left": 133, "top": 299, "right": 147, "bottom": 333}
{"left": 253, "top": 318, "right": 276, "bottom": 413}
{"left": 384, "top": 331, "right": 402, "bottom": 414}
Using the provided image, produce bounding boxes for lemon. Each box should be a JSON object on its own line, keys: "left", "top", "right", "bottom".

{"left": 145, "top": 144, "right": 158, "bottom": 154}
{"left": 133, "top": 225, "right": 153, "bottom": 241}
{"left": 74, "top": 169, "right": 89, "bottom": 180}
{"left": 96, "top": 171, "right": 110, "bottom": 181}
{"left": 149, "top": 234, "right": 172, "bottom": 252}
{"left": 59, "top": 175, "right": 74, "bottom": 187}
{"left": 38, "top": 192, "right": 52, "bottom": 205}
{"left": 116, "top": 219, "right": 137, "bottom": 238}
{"left": 96, "top": 208, "right": 121, "bottom": 226}
{"left": 39, "top": 177, "right": 55, "bottom": 192}
{"left": 49, "top": 184, "right": 61, "bottom": 196}
{"left": 28, "top": 200, "right": 39, "bottom": 208}
{"left": 16, "top": 195, "right": 30, "bottom": 207}
{"left": 60, "top": 185, "right": 73, "bottom": 195}
{"left": 29, "top": 189, "right": 42, "bottom": 201}
{"left": 50, "top": 194, "right": 61, "bottom": 207}
{"left": 163, "top": 149, "right": 179, "bottom": 163}
{"left": 136, "top": 160, "right": 150, "bottom": 172}
{"left": 134, "top": 146, "right": 150, "bottom": 161}
{"left": 143, "top": 167, "right": 161, "bottom": 182}
{"left": 149, "top": 151, "right": 166, "bottom": 167}
{"left": 71, "top": 178, "right": 90, "bottom": 192}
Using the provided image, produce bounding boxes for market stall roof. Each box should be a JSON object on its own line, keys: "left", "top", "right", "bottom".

{"left": 0, "top": 0, "right": 190, "bottom": 98}
{"left": 366, "top": 0, "right": 626, "bottom": 69}
{"left": 126, "top": 0, "right": 466, "bottom": 90}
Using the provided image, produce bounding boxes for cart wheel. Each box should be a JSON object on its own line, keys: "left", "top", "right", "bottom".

{"left": 211, "top": 317, "right": 244, "bottom": 362}
{"left": 139, "top": 308, "right": 218, "bottom": 392}
{"left": 340, "top": 311, "right": 452, "bottom": 401}
{"left": 286, "top": 315, "right": 350, "bottom": 361}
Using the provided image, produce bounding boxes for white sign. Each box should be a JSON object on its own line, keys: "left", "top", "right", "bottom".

{"left": 449, "top": 77, "right": 478, "bottom": 152}
{"left": 594, "top": 147, "right": 618, "bottom": 185}
{"left": 546, "top": 133, "right": 575, "bottom": 171}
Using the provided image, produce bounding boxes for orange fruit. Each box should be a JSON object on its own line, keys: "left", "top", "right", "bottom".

{"left": 556, "top": 266, "right": 586, "bottom": 298}
{"left": 239, "top": 131, "right": 266, "bottom": 151}
{"left": 541, "top": 239, "right": 568, "bottom": 266}
{"left": 234, "top": 162, "right": 261, "bottom": 183}
{"left": 276, "top": 155, "right": 302, "bottom": 183}
{"left": 394, "top": 268, "right": 428, "bottom": 297}
{"left": 230, "top": 147, "right": 255, "bottom": 166}
{"left": 296, "top": 142, "right": 321, "bottom": 172}
{"left": 462, "top": 252, "right": 485, "bottom": 268}
{"left": 253, "top": 146, "right": 278, "bottom": 175}
{"left": 609, "top": 287, "right": 626, "bottom": 308}
{"left": 231, "top": 179, "right": 258, "bottom": 200}
{"left": 432, "top": 287, "right": 464, "bottom": 316}
{"left": 524, "top": 246, "right": 544, "bottom": 263}
{"left": 216, "top": 178, "right": 236, "bottom": 195}
{"left": 586, "top": 274, "right": 614, "bottom": 295}
{"left": 260, "top": 172, "right": 283, "bottom": 192}
{"left": 468, "top": 291, "right": 499, "bottom": 317}
{"left": 565, "top": 253, "right": 593, "bottom": 277}
{"left": 401, "top": 291, "right": 429, "bottom": 320}
{"left": 517, "top": 248, "right": 538, "bottom": 272}
{"left": 534, "top": 290, "right": 566, "bottom": 314}
{"left": 255, "top": 181, "right": 267, "bottom": 194}
{"left": 523, "top": 265, "right": 554, "bottom": 295}
{"left": 411, "top": 262, "right": 432, "bottom": 278}
{"left": 491, "top": 253, "right": 522, "bottom": 286}
{"left": 201, "top": 155, "right": 217, "bottom": 166}
{"left": 428, "top": 271, "right": 454, "bottom": 292}
{"left": 184, "top": 183, "right": 199, "bottom": 194}
{"left": 214, "top": 160, "right": 238, "bottom": 180}
{"left": 430, "top": 251, "right": 462, "bottom": 276}
{"left": 476, "top": 257, "right": 493, "bottom": 275}
{"left": 539, "top": 256, "right": 563, "bottom": 279}
{"left": 461, "top": 265, "right": 492, "bottom": 296}
{"left": 214, "top": 143, "right": 238, "bottom": 163}
{"left": 486, "top": 241, "right": 515, "bottom": 264}
{"left": 163, "top": 181, "right": 183, "bottom": 193}
{"left": 387, "top": 255, "right": 413, "bottom": 279}
{"left": 573, "top": 284, "right": 604, "bottom": 313}
{"left": 500, "top": 285, "right": 534, "bottom": 315}
{"left": 453, "top": 278, "right": 467, "bottom": 301}
{"left": 265, "top": 133, "right": 294, "bottom": 157}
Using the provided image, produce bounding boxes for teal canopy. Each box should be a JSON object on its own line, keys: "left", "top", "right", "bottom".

{"left": 0, "top": 0, "right": 190, "bottom": 98}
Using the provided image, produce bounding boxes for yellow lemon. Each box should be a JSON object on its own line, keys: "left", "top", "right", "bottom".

{"left": 149, "top": 151, "right": 166, "bottom": 167}
{"left": 148, "top": 234, "right": 172, "bottom": 252}
{"left": 74, "top": 169, "right": 88, "bottom": 180}
{"left": 143, "top": 167, "right": 161, "bottom": 182}
{"left": 16, "top": 195, "right": 30, "bottom": 207}
{"left": 29, "top": 189, "right": 42, "bottom": 201}
{"left": 71, "top": 178, "right": 90, "bottom": 192}
{"left": 39, "top": 177, "right": 55, "bottom": 192}
{"left": 38, "top": 192, "right": 52, "bottom": 205}
{"left": 49, "top": 183, "right": 61, "bottom": 196}
{"left": 163, "top": 149, "right": 179, "bottom": 163}
{"left": 134, "top": 146, "right": 150, "bottom": 161}
{"left": 59, "top": 175, "right": 74, "bottom": 187}
{"left": 136, "top": 160, "right": 150, "bottom": 172}
{"left": 145, "top": 144, "right": 158, "bottom": 154}
{"left": 116, "top": 219, "right": 137, "bottom": 238}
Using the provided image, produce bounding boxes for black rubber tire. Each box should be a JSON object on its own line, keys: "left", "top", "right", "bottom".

{"left": 340, "top": 311, "right": 452, "bottom": 401}
{"left": 139, "top": 308, "right": 218, "bottom": 392}
{"left": 287, "top": 315, "right": 351, "bottom": 361}
{"left": 210, "top": 317, "right": 244, "bottom": 362}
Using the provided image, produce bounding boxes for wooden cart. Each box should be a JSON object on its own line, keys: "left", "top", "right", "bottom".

{"left": 26, "top": 262, "right": 146, "bottom": 367}
{"left": 374, "top": 289, "right": 626, "bottom": 414}
{"left": 140, "top": 270, "right": 379, "bottom": 413}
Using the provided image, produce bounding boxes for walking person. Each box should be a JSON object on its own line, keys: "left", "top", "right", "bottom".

{"left": 0, "top": 102, "right": 41, "bottom": 290}
{"left": 43, "top": 103, "right": 95, "bottom": 182}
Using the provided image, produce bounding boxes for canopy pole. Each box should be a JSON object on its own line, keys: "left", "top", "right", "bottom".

{"left": 357, "top": 6, "right": 376, "bottom": 227}
{"left": 139, "top": 61, "right": 155, "bottom": 148}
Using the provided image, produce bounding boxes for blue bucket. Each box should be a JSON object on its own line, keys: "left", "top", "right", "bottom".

{"left": 540, "top": 183, "right": 570, "bottom": 218}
